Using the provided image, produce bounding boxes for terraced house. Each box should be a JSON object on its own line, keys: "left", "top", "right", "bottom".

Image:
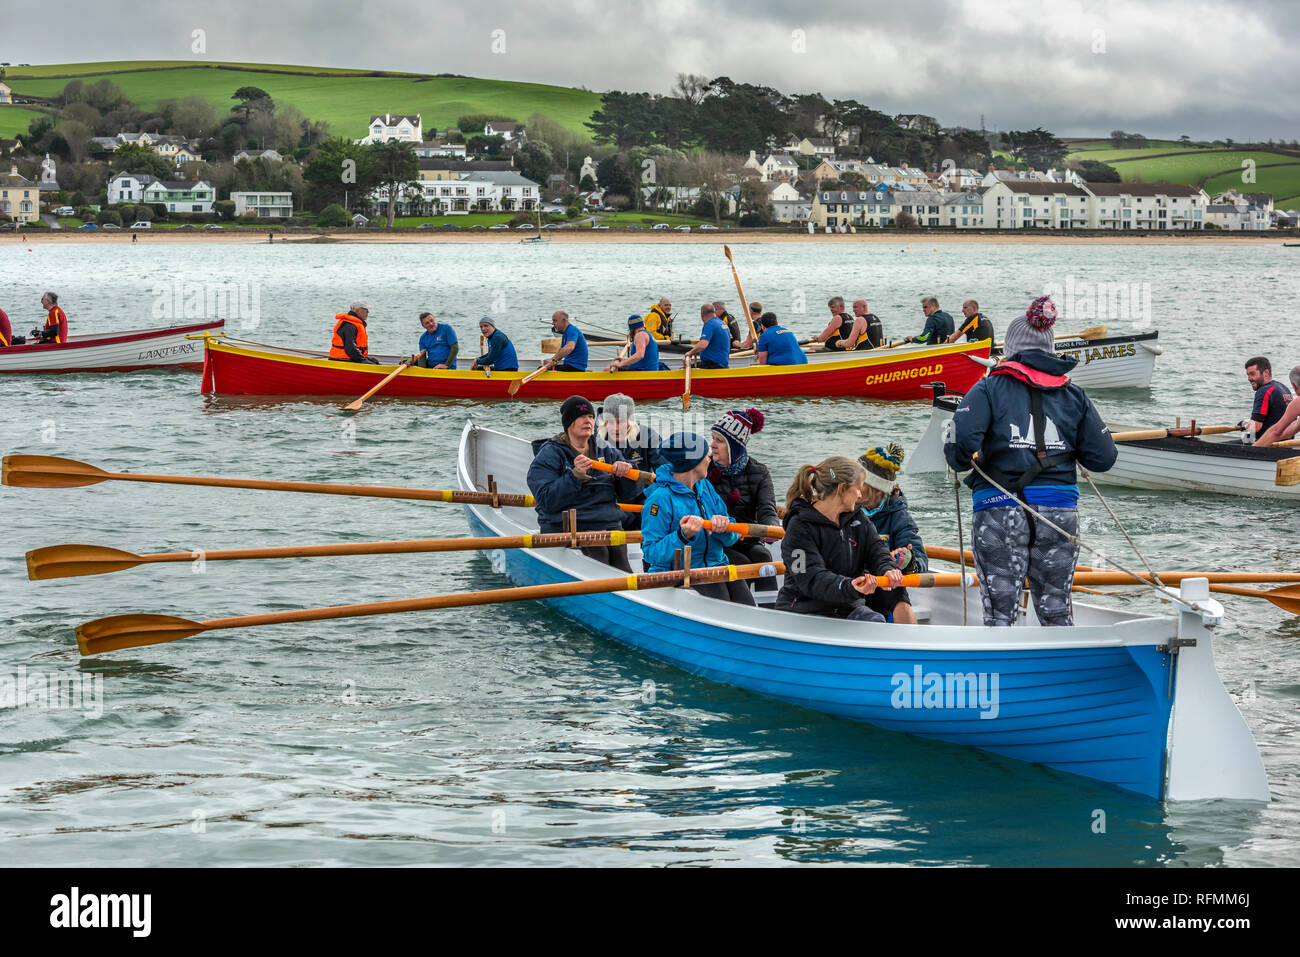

{"left": 983, "top": 180, "right": 1092, "bottom": 229}
{"left": 1, "top": 163, "right": 39, "bottom": 223}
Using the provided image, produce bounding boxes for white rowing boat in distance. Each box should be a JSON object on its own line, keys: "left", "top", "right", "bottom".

{"left": 0, "top": 320, "right": 222, "bottom": 373}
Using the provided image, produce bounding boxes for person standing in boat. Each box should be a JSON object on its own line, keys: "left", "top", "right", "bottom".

{"left": 856, "top": 444, "right": 924, "bottom": 624}
{"left": 526, "top": 395, "right": 641, "bottom": 573}
{"left": 1241, "top": 356, "right": 1292, "bottom": 443}
{"left": 640, "top": 432, "right": 754, "bottom": 606}
{"left": 708, "top": 408, "right": 780, "bottom": 592}
{"left": 329, "top": 301, "right": 378, "bottom": 364}
{"left": 34, "top": 292, "right": 69, "bottom": 345}
{"left": 0, "top": 305, "right": 12, "bottom": 348}
{"left": 546, "top": 310, "right": 588, "bottom": 372}
{"left": 1255, "top": 365, "right": 1300, "bottom": 446}
{"left": 711, "top": 300, "right": 744, "bottom": 350}
{"left": 775, "top": 456, "right": 907, "bottom": 623}
{"left": 643, "top": 297, "right": 673, "bottom": 341}
{"left": 947, "top": 299, "right": 994, "bottom": 344}
{"left": 755, "top": 312, "right": 808, "bottom": 365}
{"left": 416, "top": 311, "right": 458, "bottom": 369}
{"left": 903, "top": 296, "right": 955, "bottom": 345}
{"left": 471, "top": 318, "right": 519, "bottom": 372}
{"left": 597, "top": 392, "right": 665, "bottom": 529}
{"left": 681, "top": 303, "right": 731, "bottom": 370}
{"left": 605, "top": 315, "right": 662, "bottom": 372}
{"left": 943, "top": 295, "right": 1117, "bottom": 628}
{"left": 813, "top": 296, "right": 870, "bottom": 351}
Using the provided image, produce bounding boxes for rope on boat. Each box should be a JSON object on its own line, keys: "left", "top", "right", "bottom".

{"left": 1080, "top": 469, "right": 1163, "bottom": 588}
{"left": 968, "top": 459, "right": 1213, "bottom": 615}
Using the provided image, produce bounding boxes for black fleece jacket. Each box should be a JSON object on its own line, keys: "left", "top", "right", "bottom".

{"left": 775, "top": 498, "right": 894, "bottom": 616}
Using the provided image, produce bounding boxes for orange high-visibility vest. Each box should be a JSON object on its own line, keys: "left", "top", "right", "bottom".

{"left": 329, "top": 313, "right": 368, "bottom": 359}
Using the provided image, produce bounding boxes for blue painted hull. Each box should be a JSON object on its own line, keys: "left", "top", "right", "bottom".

{"left": 465, "top": 509, "right": 1175, "bottom": 798}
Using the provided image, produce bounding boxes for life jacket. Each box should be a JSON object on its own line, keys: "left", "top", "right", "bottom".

{"left": 329, "top": 313, "right": 368, "bottom": 360}
{"left": 831, "top": 312, "right": 868, "bottom": 349}
{"left": 960, "top": 312, "right": 994, "bottom": 342}
{"left": 44, "top": 306, "right": 68, "bottom": 344}
{"left": 990, "top": 359, "right": 1069, "bottom": 390}
{"left": 645, "top": 304, "right": 672, "bottom": 340}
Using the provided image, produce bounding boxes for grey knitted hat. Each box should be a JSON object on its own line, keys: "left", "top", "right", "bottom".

{"left": 1002, "top": 315, "right": 1055, "bottom": 356}
{"left": 600, "top": 392, "right": 636, "bottom": 423}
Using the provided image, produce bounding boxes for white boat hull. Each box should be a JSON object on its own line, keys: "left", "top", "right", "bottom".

{"left": 0, "top": 320, "right": 223, "bottom": 373}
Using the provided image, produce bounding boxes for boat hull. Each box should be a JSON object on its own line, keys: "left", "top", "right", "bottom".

{"left": 0, "top": 320, "right": 223, "bottom": 373}
{"left": 1048, "top": 332, "right": 1160, "bottom": 390}
{"left": 201, "top": 336, "right": 992, "bottom": 401}
{"left": 457, "top": 423, "right": 1268, "bottom": 801}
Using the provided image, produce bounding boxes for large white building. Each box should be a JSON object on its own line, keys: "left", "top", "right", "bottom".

{"left": 360, "top": 113, "right": 423, "bottom": 145}
{"left": 378, "top": 170, "right": 541, "bottom": 214}
{"left": 110, "top": 172, "right": 214, "bottom": 213}
{"left": 1083, "top": 183, "right": 1207, "bottom": 230}
{"left": 232, "top": 191, "right": 293, "bottom": 218}
{"left": 983, "top": 180, "right": 1097, "bottom": 230}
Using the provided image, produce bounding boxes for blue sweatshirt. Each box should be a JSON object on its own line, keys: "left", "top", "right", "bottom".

{"left": 640, "top": 464, "right": 739, "bottom": 572}
{"left": 476, "top": 329, "right": 518, "bottom": 370}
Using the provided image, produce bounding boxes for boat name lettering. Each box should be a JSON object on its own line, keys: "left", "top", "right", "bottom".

{"left": 864, "top": 363, "right": 943, "bottom": 387}
{"left": 890, "top": 665, "right": 999, "bottom": 718}
{"left": 1056, "top": 342, "right": 1137, "bottom": 365}
{"left": 136, "top": 344, "right": 197, "bottom": 361}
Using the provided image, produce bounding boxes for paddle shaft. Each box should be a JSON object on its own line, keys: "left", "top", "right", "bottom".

{"left": 1111, "top": 424, "right": 1239, "bottom": 443}
{"left": 724, "top": 245, "right": 759, "bottom": 344}
{"left": 682, "top": 354, "right": 692, "bottom": 411}
{"left": 345, "top": 352, "right": 422, "bottom": 411}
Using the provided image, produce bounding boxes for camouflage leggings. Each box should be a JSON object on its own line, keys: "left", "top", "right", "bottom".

{"left": 971, "top": 506, "right": 1080, "bottom": 627}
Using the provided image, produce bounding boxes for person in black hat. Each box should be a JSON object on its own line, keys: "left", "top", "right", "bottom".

{"left": 707, "top": 408, "right": 779, "bottom": 591}
{"left": 526, "top": 395, "right": 644, "bottom": 573}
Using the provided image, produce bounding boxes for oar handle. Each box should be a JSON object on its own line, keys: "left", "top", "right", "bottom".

{"left": 854, "top": 572, "right": 975, "bottom": 589}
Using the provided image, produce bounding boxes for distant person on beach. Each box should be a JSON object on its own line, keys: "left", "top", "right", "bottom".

{"left": 755, "top": 312, "right": 807, "bottom": 366}
{"left": 416, "top": 312, "right": 458, "bottom": 369}
{"left": 268, "top": 233, "right": 274, "bottom": 243}
{"left": 328, "top": 301, "right": 378, "bottom": 364}
{"left": 0, "top": 305, "right": 12, "bottom": 347}
{"left": 35, "top": 292, "right": 68, "bottom": 345}
{"left": 471, "top": 318, "right": 518, "bottom": 372}
{"left": 904, "top": 296, "right": 955, "bottom": 345}
{"left": 1255, "top": 365, "right": 1300, "bottom": 446}
{"left": 1241, "top": 356, "right": 1292, "bottom": 443}
{"left": 644, "top": 297, "right": 673, "bottom": 340}
{"left": 948, "top": 299, "right": 995, "bottom": 344}
{"left": 545, "top": 310, "right": 588, "bottom": 372}
{"left": 682, "top": 303, "right": 731, "bottom": 370}
{"left": 132, "top": 232, "right": 138, "bottom": 243}
{"left": 605, "top": 315, "right": 661, "bottom": 373}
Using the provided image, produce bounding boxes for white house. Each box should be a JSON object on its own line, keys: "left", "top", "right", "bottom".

{"left": 786, "top": 136, "right": 836, "bottom": 159}
{"left": 0, "top": 82, "right": 12, "bottom": 104}
{"left": 233, "top": 149, "right": 284, "bottom": 164}
{"left": 484, "top": 122, "right": 525, "bottom": 143}
{"left": 231, "top": 191, "right": 293, "bottom": 218}
{"left": 758, "top": 152, "right": 799, "bottom": 182}
{"left": 140, "top": 179, "right": 214, "bottom": 214}
{"left": 360, "top": 113, "right": 423, "bottom": 145}
{"left": 107, "top": 172, "right": 157, "bottom": 204}
{"left": 412, "top": 141, "right": 466, "bottom": 159}
{"left": 380, "top": 170, "right": 541, "bottom": 214}
{"left": 764, "top": 180, "right": 809, "bottom": 222}
{"left": 942, "top": 191, "right": 986, "bottom": 227}
{"left": 0, "top": 163, "right": 40, "bottom": 223}
{"left": 982, "top": 180, "right": 1091, "bottom": 229}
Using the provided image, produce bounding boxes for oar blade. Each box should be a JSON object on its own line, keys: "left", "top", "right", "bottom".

{"left": 507, "top": 377, "right": 523, "bottom": 396}
{"left": 76, "top": 614, "right": 208, "bottom": 656}
{"left": 26, "top": 544, "right": 144, "bottom": 581}
{"left": 2, "top": 454, "right": 109, "bottom": 489}
{"left": 1262, "top": 584, "right": 1300, "bottom": 614}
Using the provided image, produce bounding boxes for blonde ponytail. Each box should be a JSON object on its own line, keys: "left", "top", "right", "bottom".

{"left": 784, "top": 455, "right": 865, "bottom": 510}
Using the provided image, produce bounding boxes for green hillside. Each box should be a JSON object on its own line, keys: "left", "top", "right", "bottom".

{"left": 3, "top": 60, "right": 602, "bottom": 138}
{"left": 0, "top": 106, "right": 48, "bottom": 137}
{"left": 1066, "top": 144, "right": 1300, "bottom": 202}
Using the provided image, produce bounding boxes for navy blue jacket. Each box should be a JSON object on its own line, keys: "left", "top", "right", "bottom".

{"left": 776, "top": 499, "right": 894, "bottom": 616}
{"left": 526, "top": 434, "right": 642, "bottom": 533}
{"left": 943, "top": 349, "right": 1117, "bottom": 493}
{"left": 475, "top": 329, "right": 518, "bottom": 370}
{"left": 863, "top": 490, "right": 928, "bottom": 573}
{"left": 915, "top": 309, "right": 955, "bottom": 344}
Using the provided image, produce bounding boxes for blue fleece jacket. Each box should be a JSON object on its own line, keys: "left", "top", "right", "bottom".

{"left": 640, "top": 463, "right": 739, "bottom": 572}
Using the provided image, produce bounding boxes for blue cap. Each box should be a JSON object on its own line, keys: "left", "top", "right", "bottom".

{"left": 659, "top": 432, "right": 710, "bottom": 473}
{"left": 627, "top": 314, "right": 644, "bottom": 329}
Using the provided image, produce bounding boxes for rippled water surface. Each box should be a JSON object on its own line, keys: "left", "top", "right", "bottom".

{"left": 1, "top": 239, "right": 1297, "bottom": 866}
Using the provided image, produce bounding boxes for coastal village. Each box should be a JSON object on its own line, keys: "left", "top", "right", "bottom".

{"left": 0, "top": 74, "right": 1294, "bottom": 233}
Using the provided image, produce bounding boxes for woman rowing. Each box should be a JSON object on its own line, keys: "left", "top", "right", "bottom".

{"left": 856, "top": 444, "right": 924, "bottom": 623}
{"left": 640, "top": 432, "right": 755, "bottom": 606}
{"left": 775, "top": 456, "right": 907, "bottom": 623}
{"left": 605, "top": 315, "right": 662, "bottom": 373}
{"left": 526, "top": 395, "right": 643, "bottom": 573}
{"left": 597, "top": 392, "right": 665, "bottom": 529}
{"left": 943, "top": 295, "right": 1117, "bottom": 627}
{"left": 707, "top": 408, "right": 780, "bottom": 591}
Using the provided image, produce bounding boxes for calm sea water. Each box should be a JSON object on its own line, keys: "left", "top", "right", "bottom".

{"left": 1, "top": 239, "right": 1297, "bottom": 866}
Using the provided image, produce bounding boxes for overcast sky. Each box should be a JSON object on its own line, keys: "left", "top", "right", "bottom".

{"left": 5, "top": 0, "right": 1297, "bottom": 140}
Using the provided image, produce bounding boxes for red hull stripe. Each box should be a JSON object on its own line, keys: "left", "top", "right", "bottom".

{"left": 204, "top": 339, "right": 992, "bottom": 401}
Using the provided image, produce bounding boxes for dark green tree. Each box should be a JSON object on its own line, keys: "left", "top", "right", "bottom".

{"left": 370, "top": 140, "right": 420, "bottom": 228}
{"left": 232, "top": 86, "right": 273, "bottom": 121}
{"left": 303, "top": 138, "right": 378, "bottom": 211}
{"left": 1075, "top": 159, "right": 1121, "bottom": 182}
{"left": 585, "top": 92, "right": 657, "bottom": 148}
{"left": 514, "top": 140, "right": 554, "bottom": 184}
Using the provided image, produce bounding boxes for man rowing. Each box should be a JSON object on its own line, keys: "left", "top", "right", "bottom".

{"left": 545, "top": 310, "right": 588, "bottom": 372}
{"left": 947, "top": 299, "right": 994, "bottom": 344}
{"left": 681, "top": 302, "right": 732, "bottom": 370}
{"left": 903, "top": 295, "right": 954, "bottom": 345}
{"left": 1256, "top": 365, "right": 1300, "bottom": 446}
{"left": 605, "top": 315, "right": 661, "bottom": 372}
{"left": 416, "top": 311, "right": 458, "bottom": 369}
{"left": 471, "top": 318, "right": 519, "bottom": 372}
{"left": 35, "top": 292, "right": 69, "bottom": 345}
{"left": 643, "top": 297, "right": 673, "bottom": 341}
{"left": 755, "top": 312, "right": 807, "bottom": 365}
{"left": 329, "top": 301, "right": 378, "bottom": 364}
{"left": 814, "top": 296, "right": 871, "bottom": 351}
{"left": 712, "top": 300, "right": 744, "bottom": 350}
{"left": 1242, "top": 356, "right": 1292, "bottom": 443}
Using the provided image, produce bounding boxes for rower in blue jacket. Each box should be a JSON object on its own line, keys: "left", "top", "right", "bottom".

{"left": 640, "top": 432, "right": 754, "bottom": 606}
{"left": 472, "top": 317, "right": 519, "bottom": 371}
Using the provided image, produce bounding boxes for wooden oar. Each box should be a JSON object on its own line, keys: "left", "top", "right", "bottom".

{"left": 995, "top": 325, "right": 1110, "bottom": 350}
{"left": 343, "top": 351, "right": 423, "bottom": 412}
{"left": 2, "top": 455, "right": 533, "bottom": 507}
{"left": 30, "top": 523, "right": 785, "bottom": 581}
{"left": 75, "top": 560, "right": 787, "bottom": 656}
{"left": 1201, "top": 583, "right": 1300, "bottom": 614}
{"left": 723, "top": 245, "right": 760, "bottom": 346}
{"left": 682, "top": 356, "right": 693, "bottom": 412}
{"left": 1111, "top": 424, "right": 1240, "bottom": 443}
{"left": 508, "top": 361, "right": 553, "bottom": 396}
{"left": 543, "top": 338, "right": 627, "bottom": 353}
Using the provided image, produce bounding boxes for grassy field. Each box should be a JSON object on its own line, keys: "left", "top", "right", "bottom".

{"left": 4, "top": 60, "right": 601, "bottom": 138}
{"left": 1104, "top": 150, "right": 1296, "bottom": 186}
{"left": 1067, "top": 139, "right": 1186, "bottom": 153}
{"left": 0, "top": 106, "right": 49, "bottom": 137}
{"left": 1067, "top": 146, "right": 1213, "bottom": 163}
{"left": 1202, "top": 166, "right": 1300, "bottom": 205}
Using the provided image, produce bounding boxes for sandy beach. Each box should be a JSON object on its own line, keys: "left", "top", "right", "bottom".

{"left": 5, "top": 229, "right": 1294, "bottom": 246}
